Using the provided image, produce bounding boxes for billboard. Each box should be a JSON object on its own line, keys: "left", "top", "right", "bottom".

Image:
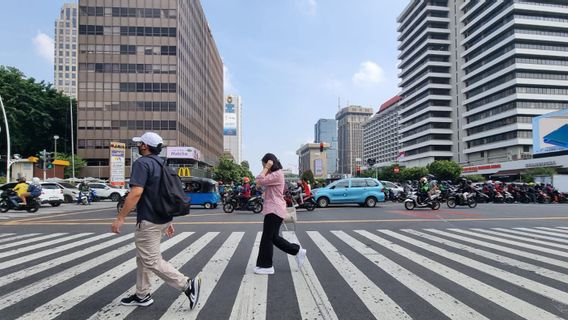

{"left": 533, "top": 109, "right": 568, "bottom": 156}
{"left": 109, "top": 142, "right": 126, "bottom": 186}
{"left": 166, "top": 147, "right": 201, "bottom": 160}
{"left": 224, "top": 101, "right": 237, "bottom": 136}
{"left": 314, "top": 159, "right": 323, "bottom": 176}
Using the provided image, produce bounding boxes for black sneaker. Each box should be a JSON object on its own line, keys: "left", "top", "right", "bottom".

{"left": 120, "top": 293, "right": 154, "bottom": 307}
{"left": 184, "top": 277, "right": 201, "bottom": 310}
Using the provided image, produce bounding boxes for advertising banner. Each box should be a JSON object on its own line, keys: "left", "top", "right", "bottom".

{"left": 314, "top": 159, "right": 323, "bottom": 176}
{"left": 224, "top": 102, "right": 237, "bottom": 136}
{"left": 109, "top": 142, "right": 126, "bottom": 186}
{"left": 166, "top": 147, "right": 201, "bottom": 160}
{"left": 533, "top": 109, "right": 568, "bottom": 156}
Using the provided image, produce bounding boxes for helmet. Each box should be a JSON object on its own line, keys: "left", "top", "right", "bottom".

{"left": 467, "top": 180, "right": 472, "bottom": 184}
{"left": 18, "top": 177, "right": 26, "bottom": 183}
{"left": 243, "top": 177, "right": 250, "bottom": 183}
{"left": 420, "top": 177, "right": 427, "bottom": 183}
{"left": 427, "top": 174, "right": 435, "bottom": 180}
{"left": 32, "top": 177, "right": 41, "bottom": 185}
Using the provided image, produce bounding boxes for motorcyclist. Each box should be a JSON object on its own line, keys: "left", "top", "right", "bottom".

{"left": 13, "top": 177, "right": 30, "bottom": 206}
{"left": 299, "top": 178, "right": 312, "bottom": 204}
{"left": 78, "top": 180, "right": 92, "bottom": 204}
{"left": 20, "top": 177, "right": 42, "bottom": 205}
{"left": 417, "top": 177, "right": 429, "bottom": 204}
{"left": 238, "top": 177, "right": 251, "bottom": 208}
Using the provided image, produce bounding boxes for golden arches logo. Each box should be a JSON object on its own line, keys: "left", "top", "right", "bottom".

{"left": 177, "top": 167, "right": 191, "bottom": 177}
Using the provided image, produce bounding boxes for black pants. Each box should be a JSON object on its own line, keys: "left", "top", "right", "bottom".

{"left": 256, "top": 213, "right": 300, "bottom": 268}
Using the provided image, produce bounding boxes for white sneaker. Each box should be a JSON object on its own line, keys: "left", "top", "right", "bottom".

{"left": 253, "top": 266, "right": 275, "bottom": 275}
{"left": 295, "top": 248, "right": 307, "bottom": 270}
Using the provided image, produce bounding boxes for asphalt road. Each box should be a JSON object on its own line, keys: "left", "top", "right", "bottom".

{"left": 1, "top": 201, "right": 568, "bottom": 319}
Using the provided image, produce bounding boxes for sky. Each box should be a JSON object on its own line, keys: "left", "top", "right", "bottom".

{"left": 0, "top": 0, "right": 409, "bottom": 174}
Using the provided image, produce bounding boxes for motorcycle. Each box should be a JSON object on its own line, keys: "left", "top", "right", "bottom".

{"left": 404, "top": 191, "right": 441, "bottom": 210}
{"left": 116, "top": 191, "right": 137, "bottom": 213}
{"left": 223, "top": 193, "right": 263, "bottom": 213}
{"left": 447, "top": 191, "right": 477, "bottom": 208}
{"left": 0, "top": 190, "right": 41, "bottom": 213}
{"left": 285, "top": 189, "right": 316, "bottom": 211}
{"left": 77, "top": 189, "right": 96, "bottom": 205}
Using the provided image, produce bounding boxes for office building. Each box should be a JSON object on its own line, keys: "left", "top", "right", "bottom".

{"left": 223, "top": 95, "right": 242, "bottom": 163}
{"left": 314, "top": 119, "right": 338, "bottom": 174}
{"left": 363, "top": 96, "right": 402, "bottom": 168}
{"left": 77, "top": 0, "right": 223, "bottom": 177}
{"left": 54, "top": 3, "right": 78, "bottom": 98}
{"left": 336, "top": 106, "right": 374, "bottom": 175}
{"left": 296, "top": 143, "right": 329, "bottom": 179}
{"left": 398, "top": 0, "right": 568, "bottom": 167}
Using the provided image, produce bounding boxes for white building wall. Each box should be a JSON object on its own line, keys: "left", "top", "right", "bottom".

{"left": 54, "top": 3, "right": 78, "bottom": 98}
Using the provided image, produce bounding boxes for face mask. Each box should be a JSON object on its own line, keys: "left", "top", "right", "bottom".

{"left": 137, "top": 145, "right": 143, "bottom": 155}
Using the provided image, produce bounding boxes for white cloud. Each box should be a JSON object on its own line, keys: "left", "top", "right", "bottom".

{"left": 33, "top": 32, "right": 54, "bottom": 62}
{"left": 297, "top": 0, "right": 317, "bottom": 15}
{"left": 352, "top": 61, "right": 386, "bottom": 87}
{"left": 223, "top": 65, "right": 237, "bottom": 94}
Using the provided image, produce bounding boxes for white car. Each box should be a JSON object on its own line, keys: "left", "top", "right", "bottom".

{"left": 380, "top": 181, "right": 404, "bottom": 196}
{"left": 40, "top": 183, "right": 65, "bottom": 207}
{"left": 85, "top": 183, "right": 127, "bottom": 202}
{"left": 54, "top": 182, "right": 81, "bottom": 203}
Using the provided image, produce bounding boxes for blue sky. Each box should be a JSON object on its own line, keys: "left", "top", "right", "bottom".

{"left": 0, "top": 0, "right": 408, "bottom": 174}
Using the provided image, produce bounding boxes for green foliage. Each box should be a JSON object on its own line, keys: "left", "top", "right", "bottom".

{"left": 212, "top": 155, "right": 253, "bottom": 183}
{"left": 400, "top": 167, "right": 429, "bottom": 181}
{"left": 466, "top": 174, "right": 486, "bottom": 182}
{"left": 0, "top": 66, "right": 76, "bottom": 158}
{"left": 427, "top": 160, "right": 462, "bottom": 182}
{"left": 301, "top": 169, "right": 315, "bottom": 185}
{"left": 56, "top": 153, "right": 86, "bottom": 178}
{"left": 521, "top": 167, "right": 557, "bottom": 183}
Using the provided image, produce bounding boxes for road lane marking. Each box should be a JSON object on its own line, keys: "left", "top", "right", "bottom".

{"left": 0, "top": 233, "right": 112, "bottom": 270}
{"left": 425, "top": 229, "right": 568, "bottom": 270}
{"left": 161, "top": 232, "right": 244, "bottom": 319}
{"left": 333, "top": 230, "right": 487, "bottom": 320}
{"left": 229, "top": 232, "right": 266, "bottom": 320}
{"left": 535, "top": 227, "right": 568, "bottom": 234}
{"left": 472, "top": 229, "right": 568, "bottom": 250}
{"left": 404, "top": 229, "right": 568, "bottom": 285}
{"left": 0, "top": 233, "right": 40, "bottom": 244}
{"left": 0, "top": 233, "right": 66, "bottom": 250}
{"left": 0, "top": 233, "right": 14, "bottom": 239}
{"left": 16, "top": 232, "right": 192, "bottom": 320}
{"left": 514, "top": 227, "right": 568, "bottom": 239}
{"left": 89, "top": 232, "right": 217, "bottom": 320}
{"left": 307, "top": 231, "right": 412, "bottom": 320}
{"left": 0, "top": 233, "right": 92, "bottom": 259}
{"left": 493, "top": 228, "right": 568, "bottom": 243}
{"left": 357, "top": 230, "right": 562, "bottom": 320}
{"left": 283, "top": 231, "right": 339, "bottom": 320}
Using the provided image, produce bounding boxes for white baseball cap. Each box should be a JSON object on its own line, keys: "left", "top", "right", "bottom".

{"left": 132, "top": 132, "right": 163, "bottom": 147}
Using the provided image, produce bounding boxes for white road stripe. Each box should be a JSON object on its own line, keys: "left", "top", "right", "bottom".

{"left": 536, "top": 227, "right": 568, "bottom": 234}
{"left": 0, "top": 233, "right": 113, "bottom": 270}
{"left": 16, "top": 232, "right": 193, "bottom": 320}
{"left": 471, "top": 229, "right": 568, "bottom": 251}
{"left": 0, "top": 233, "right": 66, "bottom": 250}
{"left": 283, "top": 232, "right": 339, "bottom": 320}
{"left": 161, "top": 232, "right": 244, "bottom": 319}
{"left": 404, "top": 229, "right": 568, "bottom": 285}
{"left": 333, "top": 230, "right": 487, "bottom": 320}
{"left": 307, "top": 231, "right": 411, "bottom": 320}
{"left": 425, "top": 229, "right": 568, "bottom": 270}
{"left": 0, "top": 234, "right": 139, "bottom": 311}
{"left": 0, "top": 233, "right": 39, "bottom": 244}
{"left": 516, "top": 228, "right": 568, "bottom": 239}
{"left": 380, "top": 230, "right": 568, "bottom": 306}
{"left": 0, "top": 233, "right": 15, "bottom": 239}
{"left": 449, "top": 229, "right": 568, "bottom": 259}
{"left": 356, "top": 230, "right": 562, "bottom": 320}
{"left": 0, "top": 233, "right": 92, "bottom": 259}
{"left": 494, "top": 228, "right": 568, "bottom": 243}
{"left": 229, "top": 232, "right": 266, "bottom": 320}
{"left": 0, "top": 234, "right": 134, "bottom": 287}
{"left": 88, "top": 232, "right": 216, "bottom": 320}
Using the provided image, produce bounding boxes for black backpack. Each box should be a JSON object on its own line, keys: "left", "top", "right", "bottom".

{"left": 148, "top": 156, "right": 191, "bottom": 218}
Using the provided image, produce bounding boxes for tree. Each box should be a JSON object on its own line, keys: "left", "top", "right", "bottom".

{"left": 301, "top": 169, "right": 315, "bottom": 185}
{"left": 0, "top": 66, "right": 76, "bottom": 159}
{"left": 427, "top": 160, "right": 462, "bottom": 182}
{"left": 466, "top": 174, "right": 486, "bottom": 182}
{"left": 212, "top": 155, "right": 253, "bottom": 184}
{"left": 400, "top": 167, "right": 429, "bottom": 181}
{"left": 521, "top": 167, "right": 557, "bottom": 183}
{"left": 56, "top": 153, "right": 86, "bottom": 178}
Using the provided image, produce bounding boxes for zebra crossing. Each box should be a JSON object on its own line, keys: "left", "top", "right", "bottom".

{"left": 1, "top": 226, "right": 568, "bottom": 319}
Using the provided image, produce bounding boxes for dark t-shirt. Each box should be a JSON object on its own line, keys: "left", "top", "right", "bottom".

{"left": 129, "top": 155, "right": 172, "bottom": 225}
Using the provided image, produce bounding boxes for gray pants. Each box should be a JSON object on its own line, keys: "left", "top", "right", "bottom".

{"left": 135, "top": 220, "right": 188, "bottom": 297}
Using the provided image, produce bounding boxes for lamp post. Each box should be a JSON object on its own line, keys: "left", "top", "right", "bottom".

{"left": 0, "top": 94, "right": 11, "bottom": 182}
{"left": 53, "top": 135, "right": 59, "bottom": 159}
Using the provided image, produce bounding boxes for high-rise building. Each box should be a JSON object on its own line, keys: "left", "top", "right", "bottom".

{"left": 314, "top": 119, "right": 338, "bottom": 174}
{"left": 336, "top": 106, "right": 374, "bottom": 175}
{"left": 363, "top": 96, "right": 402, "bottom": 167}
{"left": 54, "top": 3, "right": 78, "bottom": 98}
{"left": 460, "top": 0, "right": 568, "bottom": 165}
{"left": 223, "top": 95, "right": 242, "bottom": 163}
{"left": 397, "top": 0, "right": 456, "bottom": 167}
{"left": 398, "top": 0, "right": 568, "bottom": 167}
{"left": 77, "top": 0, "right": 223, "bottom": 177}
{"left": 296, "top": 143, "right": 329, "bottom": 179}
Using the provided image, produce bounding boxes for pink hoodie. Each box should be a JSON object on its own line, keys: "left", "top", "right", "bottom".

{"left": 255, "top": 170, "right": 287, "bottom": 219}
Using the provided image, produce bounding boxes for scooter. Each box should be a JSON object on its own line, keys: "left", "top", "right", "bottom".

{"left": 77, "top": 189, "right": 96, "bottom": 205}
{"left": 286, "top": 189, "right": 316, "bottom": 211}
{"left": 404, "top": 191, "right": 441, "bottom": 210}
{"left": 0, "top": 190, "right": 41, "bottom": 213}
{"left": 223, "top": 193, "right": 263, "bottom": 213}
{"left": 447, "top": 191, "right": 477, "bottom": 208}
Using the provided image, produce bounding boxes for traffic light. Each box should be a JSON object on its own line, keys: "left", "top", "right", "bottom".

{"left": 356, "top": 166, "right": 361, "bottom": 176}
{"left": 319, "top": 142, "right": 324, "bottom": 153}
{"left": 37, "top": 150, "right": 54, "bottom": 169}
{"left": 45, "top": 152, "right": 54, "bottom": 169}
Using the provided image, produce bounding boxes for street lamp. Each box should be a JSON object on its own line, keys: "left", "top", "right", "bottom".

{"left": 0, "top": 94, "right": 12, "bottom": 182}
{"left": 53, "top": 135, "right": 59, "bottom": 159}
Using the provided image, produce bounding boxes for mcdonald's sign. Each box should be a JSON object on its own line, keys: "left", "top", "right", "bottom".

{"left": 177, "top": 167, "right": 191, "bottom": 177}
